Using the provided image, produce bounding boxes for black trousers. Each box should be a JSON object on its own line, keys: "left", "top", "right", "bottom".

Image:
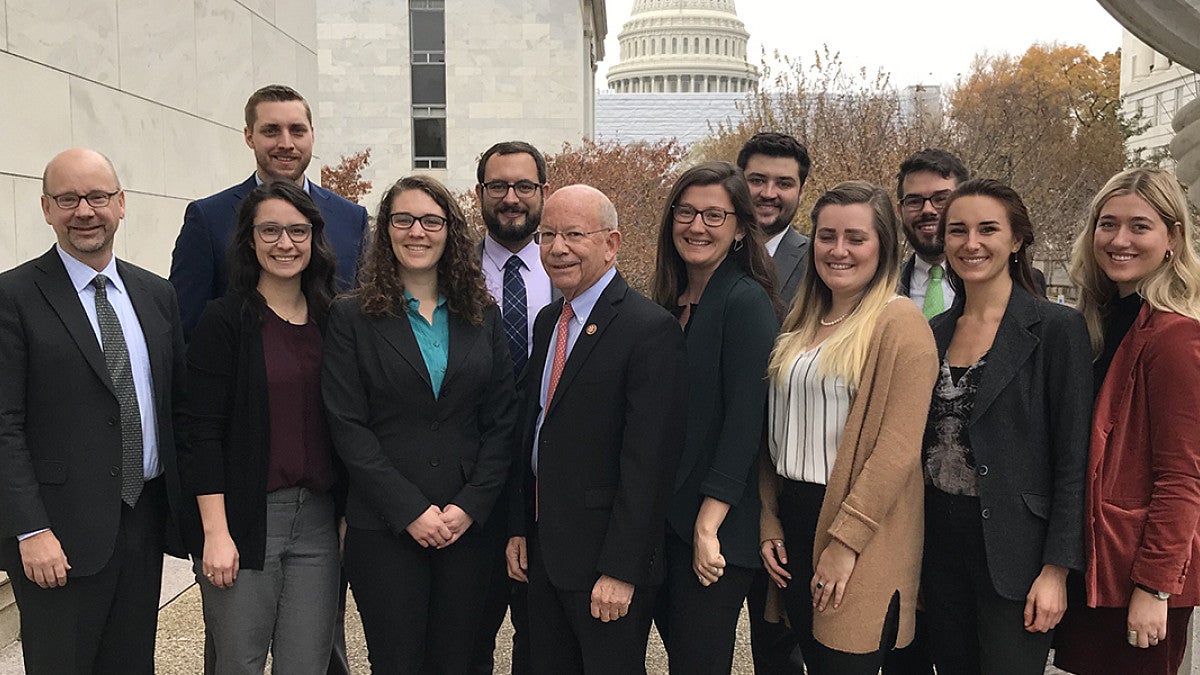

{"left": 345, "top": 525, "right": 494, "bottom": 674}
{"left": 747, "top": 567, "right": 806, "bottom": 674}
{"left": 922, "top": 488, "right": 1053, "bottom": 675}
{"left": 653, "top": 529, "right": 756, "bottom": 674}
{"left": 8, "top": 477, "right": 166, "bottom": 675}
{"left": 526, "top": 529, "right": 656, "bottom": 675}
{"left": 777, "top": 479, "right": 901, "bottom": 675}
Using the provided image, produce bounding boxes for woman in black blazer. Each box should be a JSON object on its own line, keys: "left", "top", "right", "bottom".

{"left": 183, "top": 181, "right": 342, "bottom": 674}
{"left": 321, "top": 175, "right": 517, "bottom": 673}
{"left": 650, "top": 162, "right": 781, "bottom": 674}
{"left": 922, "top": 179, "right": 1092, "bottom": 674}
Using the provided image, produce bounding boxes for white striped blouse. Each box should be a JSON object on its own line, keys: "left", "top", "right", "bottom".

{"left": 768, "top": 345, "right": 854, "bottom": 485}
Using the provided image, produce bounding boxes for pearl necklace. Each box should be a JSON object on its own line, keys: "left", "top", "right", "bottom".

{"left": 819, "top": 311, "right": 851, "bottom": 327}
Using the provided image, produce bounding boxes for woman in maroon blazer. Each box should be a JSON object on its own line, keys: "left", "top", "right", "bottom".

{"left": 1055, "top": 167, "right": 1200, "bottom": 675}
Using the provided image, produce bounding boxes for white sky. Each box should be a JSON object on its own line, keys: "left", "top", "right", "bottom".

{"left": 597, "top": 0, "right": 1126, "bottom": 89}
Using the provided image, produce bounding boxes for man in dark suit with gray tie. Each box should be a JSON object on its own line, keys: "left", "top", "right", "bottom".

{"left": 506, "top": 185, "right": 686, "bottom": 673}
{"left": 0, "top": 148, "right": 187, "bottom": 674}
{"left": 737, "top": 132, "right": 811, "bottom": 305}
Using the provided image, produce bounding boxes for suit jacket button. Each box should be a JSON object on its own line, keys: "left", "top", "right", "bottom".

{"left": 981, "top": 508, "right": 991, "bottom": 519}
{"left": 110, "top": 466, "right": 120, "bottom": 477}
{"left": 429, "top": 458, "right": 440, "bottom": 467}
{"left": 977, "top": 465, "right": 988, "bottom": 476}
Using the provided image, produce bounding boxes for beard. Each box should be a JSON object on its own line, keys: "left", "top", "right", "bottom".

{"left": 483, "top": 203, "right": 541, "bottom": 244}
{"left": 904, "top": 214, "right": 944, "bottom": 258}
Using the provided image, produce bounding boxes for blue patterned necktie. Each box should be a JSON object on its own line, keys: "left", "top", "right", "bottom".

{"left": 93, "top": 274, "right": 144, "bottom": 506}
{"left": 502, "top": 255, "right": 529, "bottom": 376}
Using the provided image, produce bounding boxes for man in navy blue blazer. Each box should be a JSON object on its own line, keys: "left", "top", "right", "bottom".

{"left": 169, "top": 84, "right": 368, "bottom": 339}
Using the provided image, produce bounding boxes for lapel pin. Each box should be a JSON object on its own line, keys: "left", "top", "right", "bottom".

{"left": 585, "top": 324, "right": 597, "bottom": 335}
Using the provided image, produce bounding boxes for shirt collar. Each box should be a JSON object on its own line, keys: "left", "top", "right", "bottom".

{"left": 564, "top": 266, "right": 617, "bottom": 325}
{"left": 482, "top": 234, "right": 540, "bottom": 273}
{"left": 254, "top": 173, "right": 311, "bottom": 194}
{"left": 56, "top": 244, "right": 125, "bottom": 295}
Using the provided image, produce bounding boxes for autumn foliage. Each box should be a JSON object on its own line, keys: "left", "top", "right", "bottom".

{"left": 320, "top": 148, "right": 373, "bottom": 204}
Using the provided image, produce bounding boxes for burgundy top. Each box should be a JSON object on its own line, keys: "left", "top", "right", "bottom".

{"left": 261, "top": 311, "right": 336, "bottom": 493}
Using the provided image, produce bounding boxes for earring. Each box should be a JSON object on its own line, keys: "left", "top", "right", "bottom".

{"left": 732, "top": 237, "right": 745, "bottom": 252}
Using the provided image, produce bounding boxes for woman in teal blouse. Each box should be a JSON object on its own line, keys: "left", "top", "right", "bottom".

{"left": 322, "top": 175, "right": 517, "bottom": 673}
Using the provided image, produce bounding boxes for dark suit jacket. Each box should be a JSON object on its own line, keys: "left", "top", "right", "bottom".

{"left": 512, "top": 272, "right": 687, "bottom": 591}
{"left": 170, "top": 174, "right": 369, "bottom": 338}
{"left": 0, "top": 248, "right": 186, "bottom": 576}
{"left": 322, "top": 297, "right": 517, "bottom": 535}
{"left": 665, "top": 258, "right": 779, "bottom": 569}
{"left": 1085, "top": 304, "right": 1200, "bottom": 607}
{"left": 179, "top": 293, "right": 343, "bottom": 570}
{"left": 772, "top": 228, "right": 809, "bottom": 305}
{"left": 928, "top": 285, "right": 1091, "bottom": 600}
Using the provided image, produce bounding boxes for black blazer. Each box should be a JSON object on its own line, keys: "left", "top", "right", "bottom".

{"left": 180, "top": 293, "right": 343, "bottom": 570}
{"left": 0, "top": 248, "right": 186, "bottom": 576}
{"left": 928, "top": 285, "right": 1091, "bottom": 600}
{"left": 322, "top": 297, "right": 516, "bottom": 535}
{"left": 666, "top": 258, "right": 779, "bottom": 569}
{"left": 772, "top": 228, "right": 809, "bottom": 305}
{"left": 511, "top": 273, "right": 687, "bottom": 591}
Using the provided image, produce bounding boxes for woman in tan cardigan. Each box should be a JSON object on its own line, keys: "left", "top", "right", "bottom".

{"left": 759, "top": 181, "right": 938, "bottom": 673}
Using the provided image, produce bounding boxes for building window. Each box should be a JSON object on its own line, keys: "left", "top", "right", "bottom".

{"left": 410, "top": 0, "right": 446, "bottom": 169}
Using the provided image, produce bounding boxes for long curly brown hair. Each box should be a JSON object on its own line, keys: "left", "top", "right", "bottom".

{"left": 356, "top": 175, "right": 492, "bottom": 324}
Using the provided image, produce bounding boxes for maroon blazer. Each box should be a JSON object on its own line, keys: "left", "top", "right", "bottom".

{"left": 1085, "top": 304, "right": 1200, "bottom": 608}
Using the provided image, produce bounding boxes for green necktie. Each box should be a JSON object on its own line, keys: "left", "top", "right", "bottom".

{"left": 923, "top": 264, "right": 944, "bottom": 320}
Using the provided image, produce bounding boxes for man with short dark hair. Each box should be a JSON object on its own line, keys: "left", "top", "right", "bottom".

{"left": 471, "top": 141, "right": 557, "bottom": 674}
{"left": 170, "top": 84, "right": 368, "bottom": 339}
{"left": 0, "top": 148, "right": 187, "bottom": 674}
{"left": 896, "top": 148, "right": 970, "bottom": 318}
{"left": 737, "top": 132, "right": 812, "bottom": 304}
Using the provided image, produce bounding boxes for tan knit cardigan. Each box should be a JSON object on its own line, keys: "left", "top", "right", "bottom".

{"left": 759, "top": 298, "right": 938, "bottom": 654}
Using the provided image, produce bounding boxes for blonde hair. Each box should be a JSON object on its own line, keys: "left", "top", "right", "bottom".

{"left": 769, "top": 181, "right": 901, "bottom": 388}
{"left": 1070, "top": 167, "right": 1200, "bottom": 355}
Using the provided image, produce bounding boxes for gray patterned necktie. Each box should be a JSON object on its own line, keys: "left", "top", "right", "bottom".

{"left": 93, "top": 274, "right": 143, "bottom": 506}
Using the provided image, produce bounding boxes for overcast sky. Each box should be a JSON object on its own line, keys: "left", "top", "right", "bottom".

{"left": 597, "top": 0, "right": 1126, "bottom": 89}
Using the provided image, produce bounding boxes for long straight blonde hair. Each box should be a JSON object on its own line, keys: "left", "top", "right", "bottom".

{"left": 769, "top": 181, "right": 901, "bottom": 388}
{"left": 1070, "top": 167, "right": 1200, "bottom": 355}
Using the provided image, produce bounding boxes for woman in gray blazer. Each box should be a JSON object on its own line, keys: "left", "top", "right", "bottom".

{"left": 922, "top": 179, "right": 1092, "bottom": 674}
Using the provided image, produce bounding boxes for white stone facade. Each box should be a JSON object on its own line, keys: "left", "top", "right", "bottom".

{"left": 606, "top": 0, "right": 757, "bottom": 94}
{"left": 1120, "top": 29, "right": 1199, "bottom": 169}
{"left": 0, "top": 0, "right": 321, "bottom": 277}
{"left": 317, "top": 0, "right": 607, "bottom": 207}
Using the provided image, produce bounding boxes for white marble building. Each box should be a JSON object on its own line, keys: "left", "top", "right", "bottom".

{"left": 1120, "top": 29, "right": 1198, "bottom": 169}
{"left": 317, "top": 0, "right": 607, "bottom": 205}
{"left": 0, "top": 0, "right": 323, "bottom": 276}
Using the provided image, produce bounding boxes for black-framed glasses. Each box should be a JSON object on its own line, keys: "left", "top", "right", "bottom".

{"left": 532, "top": 229, "right": 610, "bottom": 245}
{"left": 900, "top": 190, "right": 952, "bottom": 212}
{"left": 255, "top": 222, "right": 313, "bottom": 243}
{"left": 390, "top": 212, "right": 448, "bottom": 232}
{"left": 46, "top": 190, "right": 120, "bottom": 210}
{"left": 482, "top": 180, "right": 541, "bottom": 199}
{"left": 673, "top": 204, "right": 735, "bottom": 228}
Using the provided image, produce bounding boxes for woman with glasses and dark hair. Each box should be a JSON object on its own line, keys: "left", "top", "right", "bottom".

{"left": 648, "top": 161, "right": 780, "bottom": 673}
{"left": 1054, "top": 168, "right": 1200, "bottom": 675}
{"left": 759, "top": 181, "right": 938, "bottom": 674}
{"left": 920, "top": 179, "right": 1091, "bottom": 674}
{"left": 321, "top": 175, "right": 517, "bottom": 673}
{"left": 181, "top": 180, "right": 342, "bottom": 673}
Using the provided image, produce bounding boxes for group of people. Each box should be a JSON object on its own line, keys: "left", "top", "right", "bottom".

{"left": 0, "top": 82, "right": 1198, "bottom": 675}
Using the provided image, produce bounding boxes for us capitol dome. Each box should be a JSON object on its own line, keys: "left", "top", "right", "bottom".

{"left": 606, "top": 0, "right": 759, "bottom": 94}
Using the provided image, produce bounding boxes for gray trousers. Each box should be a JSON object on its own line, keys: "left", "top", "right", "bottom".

{"left": 197, "top": 487, "right": 340, "bottom": 675}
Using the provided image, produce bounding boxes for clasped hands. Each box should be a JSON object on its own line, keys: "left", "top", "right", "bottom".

{"left": 406, "top": 504, "right": 473, "bottom": 549}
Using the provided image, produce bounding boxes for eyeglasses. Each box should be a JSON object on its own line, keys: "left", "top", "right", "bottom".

{"left": 390, "top": 212, "right": 448, "bottom": 232}
{"left": 46, "top": 190, "right": 120, "bottom": 210}
{"left": 533, "top": 229, "right": 610, "bottom": 245}
{"left": 482, "top": 180, "right": 541, "bottom": 199}
{"left": 673, "top": 205, "right": 735, "bottom": 228}
{"left": 255, "top": 222, "right": 313, "bottom": 243}
{"left": 900, "top": 190, "right": 952, "bottom": 212}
